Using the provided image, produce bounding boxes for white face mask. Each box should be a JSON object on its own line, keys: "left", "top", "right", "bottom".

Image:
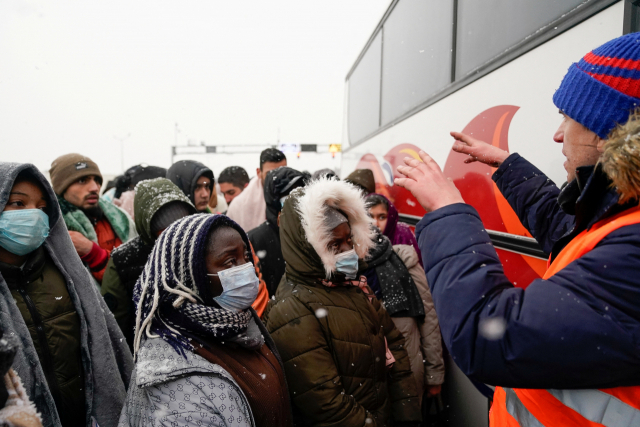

{"left": 207, "top": 262, "right": 259, "bottom": 311}
{"left": 335, "top": 248, "right": 358, "bottom": 279}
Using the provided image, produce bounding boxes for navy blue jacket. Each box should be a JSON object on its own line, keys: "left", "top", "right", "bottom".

{"left": 415, "top": 153, "right": 640, "bottom": 389}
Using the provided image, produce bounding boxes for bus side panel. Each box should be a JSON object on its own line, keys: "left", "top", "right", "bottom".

{"left": 344, "top": 4, "right": 623, "bottom": 288}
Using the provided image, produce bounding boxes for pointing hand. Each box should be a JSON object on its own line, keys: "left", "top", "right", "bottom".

{"left": 450, "top": 131, "right": 509, "bottom": 167}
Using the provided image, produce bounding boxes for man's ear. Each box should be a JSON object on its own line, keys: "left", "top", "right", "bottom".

{"left": 243, "top": 182, "right": 249, "bottom": 189}
{"left": 597, "top": 137, "right": 607, "bottom": 153}
{"left": 256, "top": 168, "right": 261, "bottom": 181}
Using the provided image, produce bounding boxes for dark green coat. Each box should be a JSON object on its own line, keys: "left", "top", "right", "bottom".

{"left": 264, "top": 181, "right": 421, "bottom": 427}
{"left": 0, "top": 247, "right": 85, "bottom": 427}
{"left": 102, "top": 178, "right": 195, "bottom": 348}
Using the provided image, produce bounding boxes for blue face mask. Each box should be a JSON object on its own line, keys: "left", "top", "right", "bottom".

{"left": 208, "top": 262, "right": 259, "bottom": 311}
{"left": 0, "top": 209, "right": 50, "bottom": 256}
{"left": 335, "top": 248, "right": 359, "bottom": 279}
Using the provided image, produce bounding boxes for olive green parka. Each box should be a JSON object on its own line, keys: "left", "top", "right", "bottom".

{"left": 101, "top": 178, "right": 195, "bottom": 347}
{"left": 264, "top": 178, "right": 421, "bottom": 427}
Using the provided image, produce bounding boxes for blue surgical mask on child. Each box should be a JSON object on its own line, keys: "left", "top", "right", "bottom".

{"left": 207, "top": 262, "right": 259, "bottom": 311}
{"left": 335, "top": 248, "right": 359, "bottom": 279}
{"left": 0, "top": 209, "right": 50, "bottom": 256}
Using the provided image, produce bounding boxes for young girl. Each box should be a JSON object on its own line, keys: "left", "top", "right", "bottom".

{"left": 366, "top": 194, "right": 423, "bottom": 266}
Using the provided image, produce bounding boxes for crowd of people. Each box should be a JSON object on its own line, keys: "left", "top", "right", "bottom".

{"left": 0, "top": 32, "right": 640, "bottom": 427}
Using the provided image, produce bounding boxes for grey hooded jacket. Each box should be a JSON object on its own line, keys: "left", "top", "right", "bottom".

{"left": 119, "top": 312, "right": 286, "bottom": 427}
{"left": 0, "top": 162, "right": 133, "bottom": 427}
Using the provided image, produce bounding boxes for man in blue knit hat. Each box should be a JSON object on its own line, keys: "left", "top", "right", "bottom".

{"left": 396, "top": 33, "right": 640, "bottom": 425}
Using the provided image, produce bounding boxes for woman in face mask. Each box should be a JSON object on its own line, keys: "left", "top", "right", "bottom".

{"left": 263, "top": 177, "right": 422, "bottom": 427}
{"left": 119, "top": 213, "right": 293, "bottom": 427}
{"left": 0, "top": 164, "right": 133, "bottom": 427}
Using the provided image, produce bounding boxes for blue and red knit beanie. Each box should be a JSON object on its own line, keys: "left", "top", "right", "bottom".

{"left": 553, "top": 32, "right": 640, "bottom": 139}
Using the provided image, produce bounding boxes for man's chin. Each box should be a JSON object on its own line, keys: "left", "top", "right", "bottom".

{"left": 82, "top": 204, "right": 102, "bottom": 218}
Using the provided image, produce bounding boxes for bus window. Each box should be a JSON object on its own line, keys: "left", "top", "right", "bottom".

{"left": 348, "top": 32, "right": 382, "bottom": 144}
{"left": 455, "top": 0, "right": 585, "bottom": 79}
{"left": 381, "top": 0, "right": 454, "bottom": 125}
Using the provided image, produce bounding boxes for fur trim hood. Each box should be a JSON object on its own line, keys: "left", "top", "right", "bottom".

{"left": 602, "top": 109, "right": 640, "bottom": 204}
{"left": 280, "top": 177, "right": 376, "bottom": 280}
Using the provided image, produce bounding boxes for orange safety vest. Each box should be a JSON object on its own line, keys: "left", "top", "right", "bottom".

{"left": 490, "top": 206, "right": 640, "bottom": 426}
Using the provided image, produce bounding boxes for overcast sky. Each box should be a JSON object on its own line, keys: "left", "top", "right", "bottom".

{"left": 0, "top": 0, "right": 390, "bottom": 175}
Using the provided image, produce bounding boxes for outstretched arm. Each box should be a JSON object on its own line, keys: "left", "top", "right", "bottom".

{"left": 415, "top": 205, "right": 640, "bottom": 389}
{"left": 396, "top": 136, "right": 573, "bottom": 252}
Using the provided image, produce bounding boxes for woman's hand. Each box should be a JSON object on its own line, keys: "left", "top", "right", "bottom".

{"left": 394, "top": 151, "right": 464, "bottom": 212}
{"left": 451, "top": 131, "right": 509, "bottom": 167}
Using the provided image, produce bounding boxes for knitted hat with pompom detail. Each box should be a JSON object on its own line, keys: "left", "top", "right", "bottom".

{"left": 553, "top": 32, "right": 640, "bottom": 139}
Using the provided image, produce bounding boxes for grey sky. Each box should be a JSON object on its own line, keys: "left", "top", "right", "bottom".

{"left": 0, "top": 0, "right": 390, "bottom": 175}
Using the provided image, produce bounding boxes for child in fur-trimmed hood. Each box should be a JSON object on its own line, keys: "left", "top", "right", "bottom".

{"left": 264, "top": 176, "right": 422, "bottom": 427}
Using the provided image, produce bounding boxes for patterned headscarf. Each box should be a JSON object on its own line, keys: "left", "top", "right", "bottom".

{"left": 133, "top": 214, "right": 253, "bottom": 357}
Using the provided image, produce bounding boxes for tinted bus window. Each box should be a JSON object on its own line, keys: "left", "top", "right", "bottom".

{"left": 381, "top": 0, "right": 454, "bottom": 125}
{"left": 455, "top": 0, "right": 585, "bottom": 79}
{"left": 348, "top": 32, "right": 382, "bottom": 144}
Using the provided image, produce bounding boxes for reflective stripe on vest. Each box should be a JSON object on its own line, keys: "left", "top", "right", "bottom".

{"left": 492, "top": 388, "right": 640, "bottom": 427}
{"left": 490, "top": 206, "right": 640, "bottom": 426}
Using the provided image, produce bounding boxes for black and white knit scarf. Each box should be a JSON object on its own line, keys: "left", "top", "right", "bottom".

{"left": 133, "top": 213, "right": 253, "bottom": 357}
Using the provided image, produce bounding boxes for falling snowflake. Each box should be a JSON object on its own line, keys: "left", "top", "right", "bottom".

{"left": 479, "top": 317, "right": 507, "bottom": 340}
{"left": 315, "top": 308, "right": 328, "bottom": 318}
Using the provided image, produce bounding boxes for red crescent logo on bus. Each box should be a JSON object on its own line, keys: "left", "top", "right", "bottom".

{"left": 355, "top": 105, "right": 546, "bottom": 286}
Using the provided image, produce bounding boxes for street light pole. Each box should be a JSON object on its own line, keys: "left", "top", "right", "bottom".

{"left": 113, "top": 133, "right": 131, "bottom": 173}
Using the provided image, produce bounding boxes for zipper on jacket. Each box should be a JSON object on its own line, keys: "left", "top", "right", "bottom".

{"left": 16, "top": 288, "right": 65, "bottom": 408}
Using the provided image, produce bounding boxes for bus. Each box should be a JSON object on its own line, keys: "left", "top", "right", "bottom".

{"left": 340, "top": 1, "right": 638, "bottom": 425}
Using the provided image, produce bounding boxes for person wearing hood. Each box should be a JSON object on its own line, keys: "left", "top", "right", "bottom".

{"left": 264, "top": 177, "right": 421, "bottom": 427}
{"left": 101, "top": 178, "right": 196, "bottom": 349}
{"left": 110, "top": 164, "right": 167, "bottom": 219}
{"left": 0, "top": 163, "right": 132, "bottom": 427}
{"left": 166, "top": 159, "right": 215, "bottom": 213}
{"left": 345, "top": 168, "right": 376, "bottom": 195}
{"left": 396, "top": 33, "right": 640, "bottom": 425}
{"left": 248, "top": 166, "right": 306, "bottom": 297}
{"left": 226, "top": 148, "right": 287, "bottom": 232}
{"left": 366, "top": 193, "right": 423, "bottom": 266}
{"left": 49, "top": 153, "right": 137, "bottom": 284}
{"left": 119, "top": 214, "right": 293, "bottom": 427}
